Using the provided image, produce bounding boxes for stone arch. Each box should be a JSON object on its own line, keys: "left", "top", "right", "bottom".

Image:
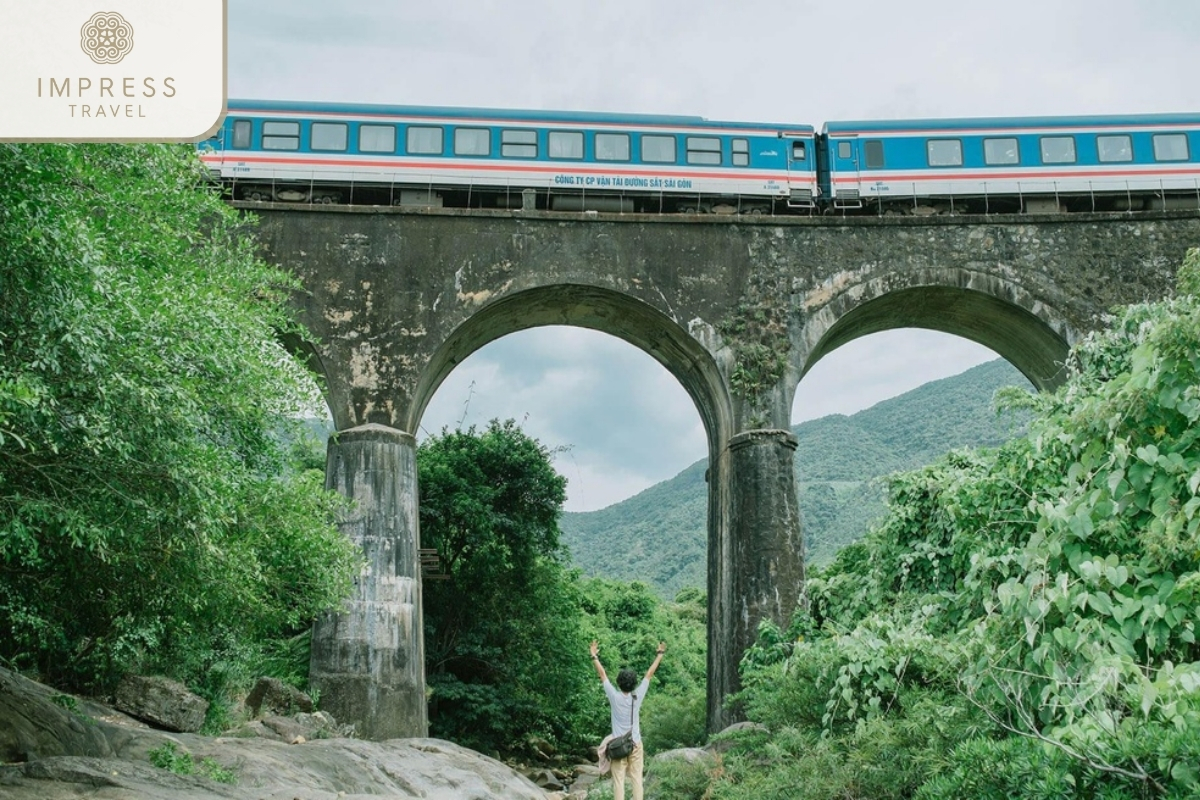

{"left": 406, "top": 283, "right": 745, "bottom": 732}
{"left": 796, "top": 268, "right": 1076, "bottom": 392}
{"left": 407, "top": 283, "right": 734, "bottom": 450}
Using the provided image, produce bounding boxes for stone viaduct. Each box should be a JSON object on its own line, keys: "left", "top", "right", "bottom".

{"left": 245, "top": 204, "right": 1200, "bottom": 739}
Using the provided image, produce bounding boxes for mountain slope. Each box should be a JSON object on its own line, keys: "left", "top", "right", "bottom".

{"left": 560, "top": 358, "right": 1033, "bottom": 598}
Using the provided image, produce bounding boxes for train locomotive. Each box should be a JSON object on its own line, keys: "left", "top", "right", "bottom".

{"left": 199, "top": 100, "right": 1200, "bottom": 215}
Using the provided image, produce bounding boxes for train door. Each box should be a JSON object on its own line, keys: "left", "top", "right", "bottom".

{"left": 784, "top": 134, "right": 815, "bottom": 208}
{"left": 828, "top": 135, "right": 862, "bottom": 208}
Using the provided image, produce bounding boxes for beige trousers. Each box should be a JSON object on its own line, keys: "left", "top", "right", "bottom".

{"left": 610, "top": 741, "right": 644, "bottom": 800}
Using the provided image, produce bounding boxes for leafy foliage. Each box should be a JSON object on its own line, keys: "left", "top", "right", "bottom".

{"left": 0, "top": 144, "right": 360, "bottom": 699}
{"left": 419, "top": 420, "right": 596, "bottom": 755}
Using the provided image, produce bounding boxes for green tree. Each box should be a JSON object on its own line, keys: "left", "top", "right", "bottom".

{"left": 0, "top": 144, "right": 360, "bottom": 699}
{"left": 418, "top": 419, "right": 594, "bottom": 755}
{"left": 708, "top": 249, "right": 1200, "bottom": 800}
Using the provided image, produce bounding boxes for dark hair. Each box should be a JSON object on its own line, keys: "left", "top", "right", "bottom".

{"left": 617, "top": 668, "right": 637, "bottom": 693}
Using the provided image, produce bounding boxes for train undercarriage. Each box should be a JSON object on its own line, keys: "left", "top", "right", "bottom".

{"left": 224, "top": 179, "right": 1200, "bottom": 216}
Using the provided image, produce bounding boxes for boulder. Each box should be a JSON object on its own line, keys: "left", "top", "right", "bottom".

{"left": 524, "top": 767, "right": 566, "bottom": 791}
{"left": 527, "top": 735, "right": 555, "bottom": 761}
{"left": 0, "top": 669, "right": 113, "bottom": 763}
{"left": 243, "top": 677, "right": 313, "bottom": 717}
{"left": 567, "top": 764, "right": 601, "bottom": 795}
{"left": 113, "top": 675, "right": 209, "bottom": 733}
{"left": 653, "top": 746, "right": 715, "bottom": 763}
{"left": 0, "top": 666, "right": 552, "bottom": 799}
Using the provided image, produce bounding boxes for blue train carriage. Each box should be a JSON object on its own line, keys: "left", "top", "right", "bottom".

{"left": 199, "top": 100, "right": 818, "bottom": 214}
{"left": 820, "top": 113, "right": 1200, "bottom": 214}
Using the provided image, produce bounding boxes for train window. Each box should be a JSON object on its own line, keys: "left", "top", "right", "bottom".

{"left": 864, "top": 140, "right": 884, "bottom": 169}
{"left": 1097, "top": 135, "right": 1132, "bottom": 163}
{"left": 984, "top": 137, "right": 1019, "bottom": 165}
{"left": 455, "top": 127, "right": 491, "bottom": 156}
{"left": 837, "top": 141, "right": 852, "bottom": 159}
{"left": 734, "top": 139, "right": 750, "bottom": 166}
{"left": 1040, "top": 136, "right": 1076, "bottom": 164}
{"left": 642, "top": 135, "right": 676, "bottom": 163}
{"left": 231, "top": 119, "right": 251, "bottom": 149}
{"left": 686, "top": 137, "right": 721, "bottom": 166}
{"left": 311, "top": 122, "right": 348, "bottom": 152}
{"left": 1153, "top": 133, "right": 1189, "bottom": 161}
{"left": 927, "top": 139, "right": 963, "bottom": 167}
{"left": 549, "top": 131, "right": 584, "bottom": 159}
{"left": 407, "top": 126, "right": 444, "bottom": 155}
{"left": 501, "top": 129, "right": 538, "bottom": 158}
{"left": 359, "top": 125, "right": 395, "bottom": 153}
{"left": 595, "top": 132, "right": 630, "bottom": 161}
{"left": 262, "top": 121, "right": 300, "bottom": 151}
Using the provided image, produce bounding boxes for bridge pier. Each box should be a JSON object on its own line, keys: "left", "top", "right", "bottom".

{"left": 722, "top": 429, "right": 805, "bottom": 717}
{"left": 309, "top": 424, "right": 427, "bottom": 739}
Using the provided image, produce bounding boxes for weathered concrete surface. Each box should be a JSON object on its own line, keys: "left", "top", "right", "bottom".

{"left": 248, "top": 204, "right": 1200, "bottom": 735}
{"left": 309, "top": 423, "right": 426, "bottom": 740}
{"left": 256, "top": 207, "right": 1199, "bottom": 431}
{"left": 728, "top": 430, "right": 805, "bottom": 659}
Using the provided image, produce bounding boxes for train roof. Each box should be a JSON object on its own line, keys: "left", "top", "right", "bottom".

{"left": 226, "top": 99, "right": 815, "bottom": 133}
{"left": 823, "top": 113, "right": 1200, "bottom": 134}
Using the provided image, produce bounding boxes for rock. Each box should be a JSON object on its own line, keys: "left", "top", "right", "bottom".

{"left": 0, "top": 756, "right": 243, "bottom": 799}
{"left": 244, "top": 677, "right": 313, "bottom": 717}
{"left": 228, "top": 710, "right": 346, "bottom": 743}
{"left": 528, "top": 735, "right": 555, "bottom": 760}
{"left": 0, "top": 670, "right": 113, "bottom": 763}
{"left": 653, "top": 746, "right": 715, "bottom": 764}
{"left": 0, "top": 666, "right": 550, "bottom": 799}
{"left": 525, "top": 767, "right": 565, "bottom": 791}
{"left": 260, "top": 714, "right": 309, "bottom": 742}
{"left": 714, "top": 721, "right": 768, "bottom": 737}
{"left": 294, "top": 710, "right": 353, "bottom": 738}
{"left": 113, "top": 675, "right": 209, "bottom": 733}
{"left": 226, "top": 719, "right": 269, "bottom": 739}
{"left": 568, "top": 764, "right": 601, "bottom": 794}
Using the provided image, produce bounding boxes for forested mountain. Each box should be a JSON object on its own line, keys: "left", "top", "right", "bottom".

{"left": 560, "top": 358, "right": 1034, "bottom": 598}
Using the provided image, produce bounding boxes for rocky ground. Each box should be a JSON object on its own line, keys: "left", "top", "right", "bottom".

{"left": 0, "top": 666, "right": 611, "bottom": 800}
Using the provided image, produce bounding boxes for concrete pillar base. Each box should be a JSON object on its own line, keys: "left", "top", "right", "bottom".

{"left": 728, "top": 429, "right": 805, "bottom": 669}
{"left": 309, "top": 423, "right": 427, "bottom": 740}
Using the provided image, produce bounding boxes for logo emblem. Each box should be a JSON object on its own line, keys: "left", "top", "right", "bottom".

{"left": 80, "top": 11, "right": 134, "bottom": 64}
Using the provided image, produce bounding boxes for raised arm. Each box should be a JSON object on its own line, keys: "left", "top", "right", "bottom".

{"left": 644, "top": 642, "right": 666, "bottom": 682}
{"left": 589, "top": 640, "right": 609, "bottom": 683}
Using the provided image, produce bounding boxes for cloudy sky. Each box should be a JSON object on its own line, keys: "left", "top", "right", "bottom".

{"left": 227, "top": 1, "right": 1200, "bottom": 511}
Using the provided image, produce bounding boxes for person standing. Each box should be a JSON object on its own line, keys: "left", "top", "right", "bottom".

{"left": 589, "top": 639, "right": 666, "bottom": 800}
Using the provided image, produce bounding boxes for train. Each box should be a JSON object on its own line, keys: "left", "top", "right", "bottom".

{"left": 198, "top": 100, "right": 1200, "bottom": 215}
